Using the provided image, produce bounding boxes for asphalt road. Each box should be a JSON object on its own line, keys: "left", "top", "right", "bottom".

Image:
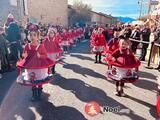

{"left": 0, "top": 40, "right": 159, "bottom": 120}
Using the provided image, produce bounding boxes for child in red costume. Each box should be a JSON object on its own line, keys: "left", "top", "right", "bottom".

{"left": 16, "top": 24, "right": 55, "bottom": 101}
{"left": 91, "top": 27, "right": 106, "bottom": 63}
{"left": 157, "top": 76, "right": 160, "bottom": 117}
{"left": 68, "top": 29, "right": 74, "bottom": 50}
{"left": 43, "top": 27, "right": 62, "bottom": 74}
{"left": 60, "top": 29, "right": 70, "bottom": 53}
{"left": 90, "top": 28, "right": 97, "bottom": 48}
{"left": 106, "top": 37, "right": 141, "bottom": 97}
{"left": 103, "top": 28, "right": 121, "bottom": 61}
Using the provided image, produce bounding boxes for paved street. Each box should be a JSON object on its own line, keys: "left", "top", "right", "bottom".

{"left": 0, "top": 40, "right": 158, "bottom": 120}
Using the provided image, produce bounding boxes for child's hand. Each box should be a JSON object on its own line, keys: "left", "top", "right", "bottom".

{"left": 112, "top": 57, "right": 116, "bottom": 61}
{"left": 37, "top": 52, "right": 41, "bottom": 58}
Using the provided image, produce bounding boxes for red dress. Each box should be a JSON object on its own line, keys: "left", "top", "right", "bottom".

{"left": 43, "top": 37, "right": 63, "bottom": 61}
{"left": 16, "top": 43, "right": 55, "bottom": 86}
{"left": 104, "top": 38, "right": 120, "bottom": 63}
{"left": 106, "top": 48, "right": 141, "bottom": 83}
{"left": 69, "top": 32, "right": 74, "bottom": 44}
{"left": 108, "top": 48, "right": 140, "bottom": 68}
{"left": 60, "top": 32, "right": 70, "bottom": 46}
{"left": 44, "top": 37, "right": 62, "bottom": 54}
{"left": 91, "top": 33, "right": 106, "bottom": 54}
{"left": 17, "top": 43, "right": 55, "bottom": 69}
{"left": 157, "top": 96, "right": 160, "bottom": 116}
{"left": 105, "top": 38, "right": 120, "bottom": 54}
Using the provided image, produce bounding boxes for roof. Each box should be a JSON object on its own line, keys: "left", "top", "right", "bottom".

{"left": 68, "top": 4, "right": 117, "bottom": 20}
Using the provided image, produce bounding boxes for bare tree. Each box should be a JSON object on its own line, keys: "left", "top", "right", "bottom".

{"left": 68, "top": 1, "right": 92, "bottom": 27}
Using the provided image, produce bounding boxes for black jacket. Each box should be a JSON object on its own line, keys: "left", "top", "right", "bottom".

{"left": 141, "top": 28, "right": 151, "bottom": 48}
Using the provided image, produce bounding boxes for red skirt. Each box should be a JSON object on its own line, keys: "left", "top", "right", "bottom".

{"left": 17, "top": 56, "right": 55, "bottom": 69}
{"left": 157, "top": 96, "right": 160, "bottom": 116}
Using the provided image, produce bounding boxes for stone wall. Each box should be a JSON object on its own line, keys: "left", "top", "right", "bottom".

{"left": 0, "top": 0, "right": 23, "bottom": 25}
{"left": 27, "top": 0, "right": 68, "bottom": 26}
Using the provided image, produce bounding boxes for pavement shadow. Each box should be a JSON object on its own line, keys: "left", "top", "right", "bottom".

{"left": 138, "top": 71, "right": 156, "bottom": 80}
{"left": 8, "top": 92, "right": 87, "bottom": 120}
{"left": 133, "top": 78, "right": 157, "bottom": 92}
{"left": 124, "top": 94, "right": 157, "bottom": 119}
{"left": 63, "top": 63, "right": 106, "bottom": 80}
{"left": 34, "top": 93, "right": 87, "bottom": 120}
{"left": 70, "top": 41, "right": 91, "bottom": 54}
{"left": 70, "top": 54, "right": 95, "bottom": 62}
{"left": 52, "top": 74, "right": 147, "bottom": 120}
{"left": 0, "top": 71, "right": 18, "bottom": 105}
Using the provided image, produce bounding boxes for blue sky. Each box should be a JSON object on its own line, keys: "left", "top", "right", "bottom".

{"left": 68, "top": 0, "right": 148, "bottom": 18}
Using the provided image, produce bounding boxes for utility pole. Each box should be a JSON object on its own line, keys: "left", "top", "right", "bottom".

{"left": 148, "top": 0, "right": 151, "bottom": 18}
{"left": 138, "top": 0, "right": 144, "bottom": 20}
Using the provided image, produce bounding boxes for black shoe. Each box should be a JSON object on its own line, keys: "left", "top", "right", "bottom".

{"left": 155, "top": 66, "right": 160, "bottom": 70}
{"left": 95, "top": 61, "right": 98, "bottom": 63}
{"left": 51, "top": 66, "right": 56, "bottom": 74}
{"left": 115, "top": 91, "right": 121, "bottom": 96}
{"left": 139, "top": 58, "right": 145, "bottom": 61}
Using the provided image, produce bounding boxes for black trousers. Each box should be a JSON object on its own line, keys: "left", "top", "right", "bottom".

{"left": 139, "top": 47, "right": 148, "bottom": 60}
{"left": 131, "top": 42, "right": 138, "bottom": 54}
{"left": 95, "top": 53, "right": 102, "bottom": 62}
{"left": 10, "top": 42, "right": 23, "bottom": 62}
{"left": 116, "top": 82, "right": 124, "bottom": 87}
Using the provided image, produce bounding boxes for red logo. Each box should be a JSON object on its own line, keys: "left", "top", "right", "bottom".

{"left": 85, "top": 101, "right": 100, "bottom": 117}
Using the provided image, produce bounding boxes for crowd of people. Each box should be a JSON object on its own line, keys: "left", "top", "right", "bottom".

{"left": 89, "top": 21, "right": 160, "bottom": 116}
{"left": 1, "top": 13, "right": 160, "bottom": 116}
{"left": 0, "top": 13, "right": 93, "bottom": 101}
{"left": 0, "top": 14, "right": 90, "bottom": 80}
{"left": 90, "top": 25, "right": 141, "bottom": 97}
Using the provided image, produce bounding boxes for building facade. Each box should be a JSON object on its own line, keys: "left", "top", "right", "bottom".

{"left": 26, "top": 0, "right": 68, "bottom": 26}
{"left": 0, "top": 0, "right": 24, "bottom": 25}
{"left": 90, "top": 11, "right": 118, "bottom": 27}
{"left": 0, "top": 0, "right": 68, "bottom": 26}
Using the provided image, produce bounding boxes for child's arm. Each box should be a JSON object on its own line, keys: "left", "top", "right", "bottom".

{"left": 22, "top": 44, "right": 28, "bottom": 59}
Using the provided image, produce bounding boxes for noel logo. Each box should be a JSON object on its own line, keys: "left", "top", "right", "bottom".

{"left": 85, "top": 101, "right": 100, "bottom": 117}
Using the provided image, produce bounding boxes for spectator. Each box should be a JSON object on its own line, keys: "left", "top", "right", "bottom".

{"left": 130, "top": 25, "right": 141, "bottom": 53}
{"left": 139, "top": 23, "right": 151, "bottom": 61}
{"left": 0, "top": 27, "right": 11, "bottom": 78}
{"left": 102, "top": 25, "right": 109, "bottom": 42}
{"left": 154, "top": 29, "right": 160, "bottom": 71}
{"left": 5, "top": 14, "right": 23, "bottom": 62}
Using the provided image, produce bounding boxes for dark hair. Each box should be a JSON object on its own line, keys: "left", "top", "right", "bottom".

{"left": 113, "top": 27, "right": 122, "bottom": 32}
{"left": 119, "top": 35, "right": 125, "bottom": 39}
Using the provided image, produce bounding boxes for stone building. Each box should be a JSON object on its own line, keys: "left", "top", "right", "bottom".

{"left": 90, "top": 11, "right": 118, "bottom": 27}
{"left": 68, "top": 5, "right": 118, "bottom": 27}
{"left": 0, "top": 0, "right": 68, "bottom": 26}
{"left": 0, "top": 0, "right": 24, "bottom": 25}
